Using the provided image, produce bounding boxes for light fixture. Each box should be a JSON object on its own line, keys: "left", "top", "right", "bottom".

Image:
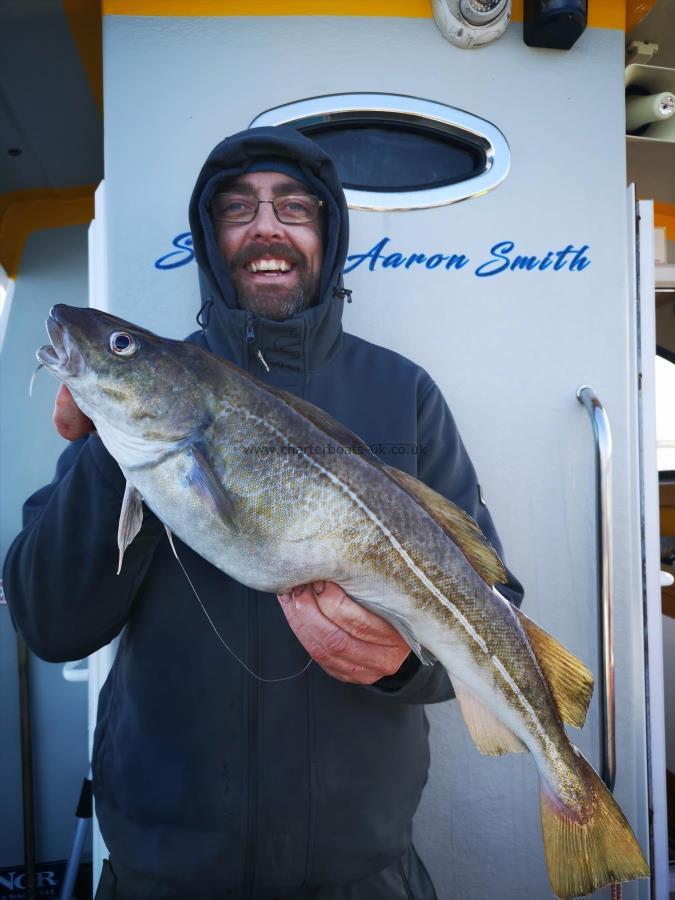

{"left": 432, "top": 0, "right": 511, "bottom": 49}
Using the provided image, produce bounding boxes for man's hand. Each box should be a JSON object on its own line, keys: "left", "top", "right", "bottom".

{"left": 53, "top": 384, "right": 94, "bottom": 441}
{"left": 277, "top": 581, "right": 410, "bottom": 684}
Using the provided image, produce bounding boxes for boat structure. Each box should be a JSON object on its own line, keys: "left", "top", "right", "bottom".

{"left": 0, "top": 1, "right": 674, "bottom": 897}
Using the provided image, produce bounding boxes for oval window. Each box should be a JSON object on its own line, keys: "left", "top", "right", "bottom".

{"left": 303, "top": 122, "right": 485, "bottom": 192}
{"left": 250, "top": 93, "right": 510, "bottom": 211}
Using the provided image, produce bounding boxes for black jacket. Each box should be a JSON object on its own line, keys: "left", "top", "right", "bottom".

{"left": 3, "top": 126, "right": 523, "bottom": 897}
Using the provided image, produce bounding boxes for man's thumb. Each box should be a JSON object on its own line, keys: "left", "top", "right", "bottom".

{"left": 53, "top": 384, "right": 94, "bottom": 441}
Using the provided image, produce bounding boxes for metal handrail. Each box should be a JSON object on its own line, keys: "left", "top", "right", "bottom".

{"left": 576, "top": 385, "right": 616, "bottom": 792}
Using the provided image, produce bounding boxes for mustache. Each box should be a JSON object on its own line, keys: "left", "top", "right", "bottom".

{"left": 230, "top": 242, "right": 306, "bottom": 270}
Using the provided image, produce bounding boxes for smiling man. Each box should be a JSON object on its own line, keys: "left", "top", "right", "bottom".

{"left": 4, "top": 126, "right": 522, "bottom": 900}
{"left": 211, "top": 170, "right": 323, "bottom": 321}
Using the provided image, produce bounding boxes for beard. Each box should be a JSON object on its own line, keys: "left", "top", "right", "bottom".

{"left": 229, "top": 241, "right": 320, "bottom": 322}
{"left": 234, "top": 282, "right": 308, "bottom": 321}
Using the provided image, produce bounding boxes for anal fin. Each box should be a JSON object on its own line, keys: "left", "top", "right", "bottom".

{"left": 453, "top": 679, "right": 526, "bottom": 756}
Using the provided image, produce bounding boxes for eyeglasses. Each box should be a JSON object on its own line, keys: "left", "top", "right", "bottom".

{"left": 211, "top": 193, "right": 323, "bottom": 225}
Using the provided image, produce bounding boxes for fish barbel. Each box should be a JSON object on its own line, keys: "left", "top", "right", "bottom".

{"left": 37, "top": 304, "right": 649, "bottom": 899}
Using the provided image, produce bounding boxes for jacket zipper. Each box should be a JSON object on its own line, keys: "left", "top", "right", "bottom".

{"left": 245, "top": 312, "right": 255, "bottom": 344}
{"left": 242, "top": 324, "right": 259, "bottom": 898}
{"left": 242, "top": 591, "right": 259, "bottom": 898}
{"left": 245, "top": 312, "right": 270, "bottom": 372}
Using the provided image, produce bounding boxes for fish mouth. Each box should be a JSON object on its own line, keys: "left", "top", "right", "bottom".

{"left": 36, "top": 310, "right": 84, "bottom": 377}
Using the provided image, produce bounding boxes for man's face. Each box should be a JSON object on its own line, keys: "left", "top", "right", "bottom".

{"left": 213, "top": 171, "right": 323, "bottom": 321}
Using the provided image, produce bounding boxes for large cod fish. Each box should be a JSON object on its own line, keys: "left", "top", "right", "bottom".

{"left": 38, "top": 304, "right": 648, "bottom": 899}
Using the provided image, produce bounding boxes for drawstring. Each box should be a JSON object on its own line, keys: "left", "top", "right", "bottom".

{"left": 196, "top": 298, "right": 214, "bottom": 333}
{"left": 334, "top": 287, "right": 352, "bottom": 303}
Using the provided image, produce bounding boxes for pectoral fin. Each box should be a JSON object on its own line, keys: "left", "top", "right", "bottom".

{"left": 186, "top": 446, "right": 238, "bottom": 532}
{"left": 453, "top": 678, "right": 526, "bottom": 756}
{"left": 117, "top": 481, "right": 144, "bottom": 574}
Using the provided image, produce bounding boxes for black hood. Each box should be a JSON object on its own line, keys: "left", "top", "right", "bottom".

{"left": 188, "top": 126, "right": 350, "bottom": 374}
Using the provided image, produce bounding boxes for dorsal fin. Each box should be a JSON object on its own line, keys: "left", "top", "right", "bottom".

{"left": 384, "top": 466, "right": 507, "bottom": 587}
{"left": 268, "top": 383, "right": 506, "bottom": 586}
{"left": 514, "top": 607, "right": 594, "bottom": 729}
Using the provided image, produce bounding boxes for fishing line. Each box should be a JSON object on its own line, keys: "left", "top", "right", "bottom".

{"left": 166, "top": 529, "right": 313, "bottom": 683}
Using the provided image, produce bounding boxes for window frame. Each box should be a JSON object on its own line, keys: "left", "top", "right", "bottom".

{"left": 249, "top": 93, "right": 510, "bottom": 211}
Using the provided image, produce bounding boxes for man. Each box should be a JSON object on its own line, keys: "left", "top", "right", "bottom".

{"left": 4, "top": 126, "right": 522, "bottom": 899}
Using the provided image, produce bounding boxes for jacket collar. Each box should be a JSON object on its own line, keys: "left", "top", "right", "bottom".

{"left": 197, "top": 269, "right": 345, "bottom": 374}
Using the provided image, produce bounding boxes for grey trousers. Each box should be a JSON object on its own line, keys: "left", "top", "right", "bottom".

{"left": 94, "top": 845, "right": 438, "bottom": 900}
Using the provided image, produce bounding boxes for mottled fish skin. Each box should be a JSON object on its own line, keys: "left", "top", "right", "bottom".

{"left": 37, "top": 305, "right": 648, "bottom": 899}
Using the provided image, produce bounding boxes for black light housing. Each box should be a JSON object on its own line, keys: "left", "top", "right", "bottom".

{"left": 523, "top": 0, "right": 587, "bottom": 50}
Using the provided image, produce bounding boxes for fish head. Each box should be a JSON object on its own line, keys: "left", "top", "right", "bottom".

{"left": 38, "top": 304, "right": 215, "bottom": 468}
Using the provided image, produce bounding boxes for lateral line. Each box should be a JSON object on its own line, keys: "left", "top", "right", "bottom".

{"left": 490, "top": 655, "right": 555, "bottom": 754}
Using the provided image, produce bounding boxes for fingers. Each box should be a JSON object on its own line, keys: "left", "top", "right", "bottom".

{"left": 53, "top": 384, "right": 94, "bottom": 441}
{"left": 277, "top": 583, "right": 410, "bottom": 684}
{"left": 311, "top": 581, "right": 403, "bottom": 646}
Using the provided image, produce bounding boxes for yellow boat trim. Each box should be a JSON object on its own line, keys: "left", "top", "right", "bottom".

{"left": 63, "top": 0, "right": 104, "bottom": 115}
{"left": 627, "top": 0, "right": 657, "bottom": 31}
{"left": 103, "top": 0, "right": 626, "bottom": 29}
{"left": 104, "top": 0, "right": 432, "bottom": 16}
{"left": 0, "top": 187, "right": 96, "bottom": 279}
{"left": 655, "top": 202, "right": 675, "bottom": 242}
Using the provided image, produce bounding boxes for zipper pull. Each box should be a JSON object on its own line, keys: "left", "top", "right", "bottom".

{"left": 245, "top": 313, "right": 271, "bottom": 372}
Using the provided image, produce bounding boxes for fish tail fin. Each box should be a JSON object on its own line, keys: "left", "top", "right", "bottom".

{"left": 539, "top": 750, "right": 649, "bottom": 899}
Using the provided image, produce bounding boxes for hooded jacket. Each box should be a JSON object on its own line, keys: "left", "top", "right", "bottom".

{"left": 3, "top": 126, "right": 523, "bottom": 898}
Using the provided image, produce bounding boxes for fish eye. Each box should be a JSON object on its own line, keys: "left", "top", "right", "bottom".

{"left": 110, "top": 332, "right": 137, "bottom": 356}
